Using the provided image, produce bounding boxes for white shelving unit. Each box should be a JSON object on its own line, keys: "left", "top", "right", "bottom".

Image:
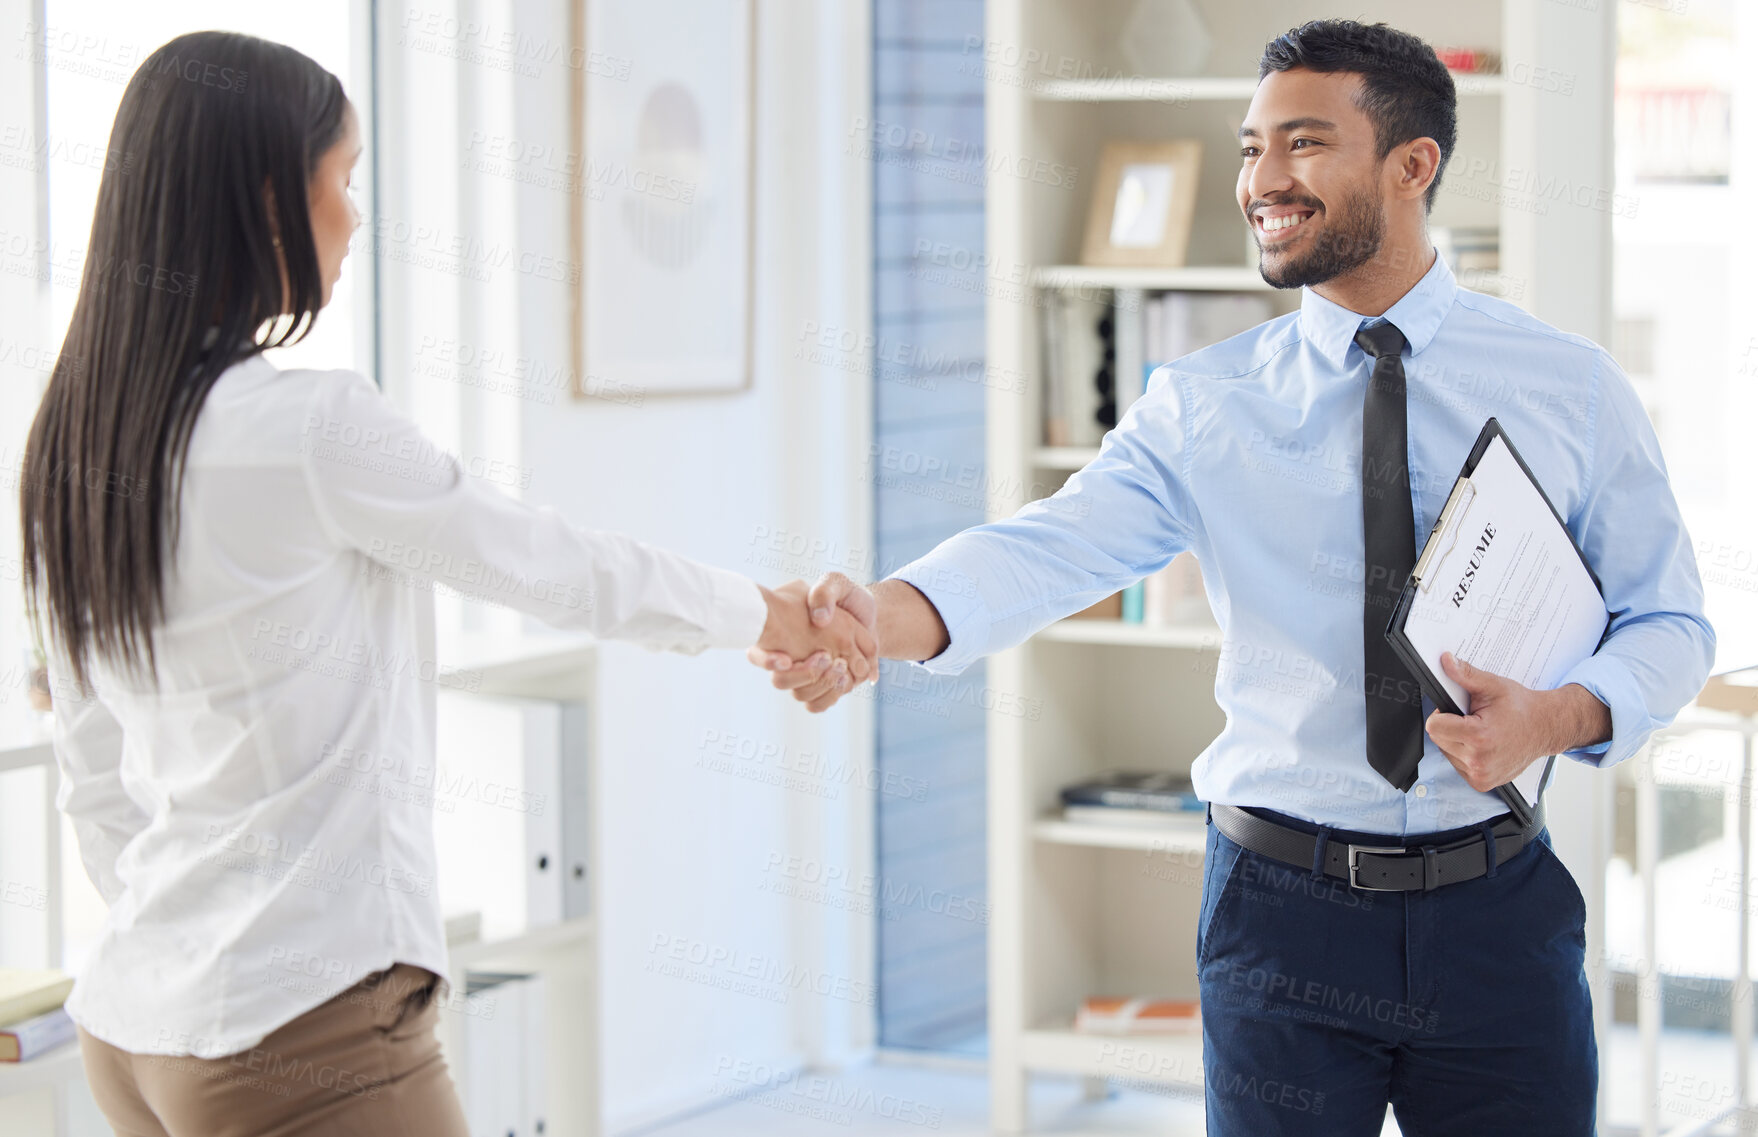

{"left": 1019, "top": 1027, "right": 1205, "bottom": 1087}
{"left": 1034, "top": 618, "right": 1221, "bottom": 651}
{"left": 1030, "top": 264, "right": 1274, "bottom": 292}
{"left": 1032, "top": 445, "right": 1101, "bottom": 471}
{"left": 435, "top": 631, "right": 601, "bottom": 1137}
{"left": 440, "top": 914, "right": 598, "bottom": 1136}
{"left": 981, "top": 1, "right": 1536, "bottom": 1130}
{"left": 0, "top": 709, "right": 75, "bottom": 1136}
{"left": 0, "top": 1040, "right": 82, "bottom": 1101}
{"left": 1033, "top": 815, "right": 1208, "bottom": 856}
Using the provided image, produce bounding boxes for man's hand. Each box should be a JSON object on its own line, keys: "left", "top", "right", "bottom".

{"left": 748, "top": 573, "right": 878, "bottom": 713}
{"left": 1424, "top": 652, "right": 1611, "bottom": 793}
{"left": 751, "top": 577, "right": 877, "bottom": 711}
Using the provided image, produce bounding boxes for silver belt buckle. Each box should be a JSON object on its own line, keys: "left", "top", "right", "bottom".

{"left": 1347, "top": 844, "right": 1409, "bottom": 892}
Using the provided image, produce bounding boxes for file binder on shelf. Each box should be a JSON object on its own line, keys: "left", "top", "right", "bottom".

{"left": 461, "top": 971, "right": 547, "bottom": 1137}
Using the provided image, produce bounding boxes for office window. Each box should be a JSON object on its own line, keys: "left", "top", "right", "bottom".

{"left": 1603, "top": 1, "right": 1758, "bottom": 1131}
{"left": 38, "top": 2, "right": 374, "bottom": 375}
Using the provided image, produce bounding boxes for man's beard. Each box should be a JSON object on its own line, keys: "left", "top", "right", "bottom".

{"left": 1255, "top": 185, "right": 1385, "bottom": 289}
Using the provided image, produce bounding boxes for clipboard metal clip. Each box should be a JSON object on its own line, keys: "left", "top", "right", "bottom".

{"left": 1413, "top": 480, "right": 1476, "bottom": 592}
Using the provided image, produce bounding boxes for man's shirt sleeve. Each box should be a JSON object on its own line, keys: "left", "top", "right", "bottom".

{"left": 890, "top": 367, "right": 1202, "bottom": 674}
{"left": 1556, "top": 350, "right": 1716, "bottom": 767}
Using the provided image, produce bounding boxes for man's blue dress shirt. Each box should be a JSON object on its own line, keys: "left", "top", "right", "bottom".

{"left": 892, "top": 253, "right": 1716, "bottom": 835}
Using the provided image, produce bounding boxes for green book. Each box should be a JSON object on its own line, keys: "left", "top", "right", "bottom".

{"left": 1121, "top": 581, "right": 1145, "bottom": 624}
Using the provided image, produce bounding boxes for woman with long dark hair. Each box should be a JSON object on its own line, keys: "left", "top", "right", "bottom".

{"left": 21, "top": 30, "right": 871, "bottom": 1135}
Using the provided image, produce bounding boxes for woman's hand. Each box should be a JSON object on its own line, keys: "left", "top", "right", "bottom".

{"left": 748, "top": 574, "right": 879, "bottom": 712}
{"left": 752, "top": 579, "right": 877, "bottom": 709}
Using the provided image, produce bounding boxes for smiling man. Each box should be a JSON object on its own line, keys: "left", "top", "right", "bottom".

{"left": 754, "top": 19, "right": 1714, "bottom": 1135}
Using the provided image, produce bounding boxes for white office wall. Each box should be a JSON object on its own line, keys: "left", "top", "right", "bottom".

{"left": 521, "top": 2, "right": 875, "bottom": 1123}
{"left": 375, "top": 0, "right": 875, "bottom": 1127}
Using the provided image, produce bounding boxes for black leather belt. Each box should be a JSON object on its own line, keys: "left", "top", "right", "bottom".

{"left": 1209, "top": 802, "right": 1544, "bottom": 893}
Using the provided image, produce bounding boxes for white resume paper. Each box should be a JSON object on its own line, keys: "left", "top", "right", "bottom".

{"left": 1400, "top": 433, "right": 1609, "bottom": 802}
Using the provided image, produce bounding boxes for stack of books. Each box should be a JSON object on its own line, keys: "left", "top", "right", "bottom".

{"left": 1044, "top": 290, "right": 1275, "bottom": 451}
{"left": 1140, "top": 292, "right": 1272, "bottom": 372}
{"left": 0, "top": 969, "right": 76, "bottom": 1063}
{"left": 1060, "top": 770, "right": 1204, "bottom": 827}
{"left": 1075, "top": 996, "right": 1201, "bottom": 1035}
{"left": 1142, "top": 552, "right": 1208, "bottom": 627}
{"left": 1063, "top": 553, "right": 1211, "bottom": 629}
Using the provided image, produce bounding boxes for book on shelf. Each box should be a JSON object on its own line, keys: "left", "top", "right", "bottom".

{"left": 1040, "top": 289, "right": 1115, "bottom": 447}
{"left": 1434, "top": 225, "right": 1502, "bottom": 294}
{"left": 444, "top": 908, "right": 483, "bottom": 947}
{"left": 1075, "top": 996, "right": 1201, "bottom": 1035}
{"left": 1143, "top": 290, "right": 1164, "bottom": 392}
{"left": 1060, "top": 770, "right": 1204, "bottom": 813}
{"left": 0, "top": 1007, "right": 74, "bottom": 1062}
{"left": 1140, "top": 292, "right": 1273, "bottom": 370}
{"left": 1053, "top": 557, "right": 1211, "bottom": 632}
{"left": 1120, "top": 580, "right": 1145, "bottom": 624}
{"left": 1142, "top": 552, "right": 1209, "bottom": 627}
{"left": 1066, "top": 592, "right": 1123, "bottom": 621}
{"left": 0, "top": 969, "right": 72, "bottom": 1028}
{"left": 462, "top": 971, "right": 547, "bottom": 1137}
{"left": 1435, "top": 48, "right": 1499, "bottom": 74}
{"left": 1061, "top": 805, "right": 1204, "bottom": 828}
{"left": 1113, "top": 288, "right": 1146, "bottom": 418}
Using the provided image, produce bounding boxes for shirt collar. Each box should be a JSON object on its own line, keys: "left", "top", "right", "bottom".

{"left": 1297, "top": 249, "right": 1457, "bottom": 369}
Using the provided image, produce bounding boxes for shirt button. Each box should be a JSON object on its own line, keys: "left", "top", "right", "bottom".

{"left": 1415, "top": 784, "right": 1429, "bottom": 798}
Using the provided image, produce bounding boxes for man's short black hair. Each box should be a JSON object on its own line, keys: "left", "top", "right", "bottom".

{"left": 1258, "top": 19, "right": 1458, "bottom": 209}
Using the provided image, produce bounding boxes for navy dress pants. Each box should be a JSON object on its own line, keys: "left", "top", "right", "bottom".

{"left": 1197, "top": 810, "right": 1597, "bottom": 1136}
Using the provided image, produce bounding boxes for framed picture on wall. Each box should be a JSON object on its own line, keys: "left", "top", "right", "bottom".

{"left": 1079, "top": 140, "right": 1202, "bottom": 268}
{"left": 568, "top": 0, "right": 755, "bottom": 398}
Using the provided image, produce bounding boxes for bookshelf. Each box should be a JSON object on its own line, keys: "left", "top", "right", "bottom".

{"left": 0, "top": 715, "right": 76, "bottom": 1136}
{"left": 439, "top": 915, "right": 597, "bottom": 1136}
{"left": 981, "top": 0, "right": 1533, "bottom": 1129}
{"left": 433, "top": 631, "right": 600, "bottom": 1137}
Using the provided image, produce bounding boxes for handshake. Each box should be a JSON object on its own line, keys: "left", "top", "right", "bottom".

{"left": 748, "top": 573, "right": 878, "bottom": 713}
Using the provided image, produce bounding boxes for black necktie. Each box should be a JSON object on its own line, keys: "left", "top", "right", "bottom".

{"left": 1354, "top": 322, "right": 1424, "bottom": 792}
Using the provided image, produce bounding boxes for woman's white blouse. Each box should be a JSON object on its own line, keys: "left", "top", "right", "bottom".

{"left": 48, "top": 356, "right": 766, "bottom": 1057}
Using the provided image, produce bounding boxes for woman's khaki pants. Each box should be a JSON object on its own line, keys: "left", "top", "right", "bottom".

{"left": 76, "top": 963, "right": 470, "bottom": 1137}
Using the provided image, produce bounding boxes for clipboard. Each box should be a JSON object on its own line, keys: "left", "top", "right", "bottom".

{"left": 1384, "top": 418, "right": 1612, "bottom": 827}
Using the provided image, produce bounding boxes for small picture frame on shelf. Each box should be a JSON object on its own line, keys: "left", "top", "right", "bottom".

{"left": 1080, "top": 140, "right": 1202, "bottom": 268}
